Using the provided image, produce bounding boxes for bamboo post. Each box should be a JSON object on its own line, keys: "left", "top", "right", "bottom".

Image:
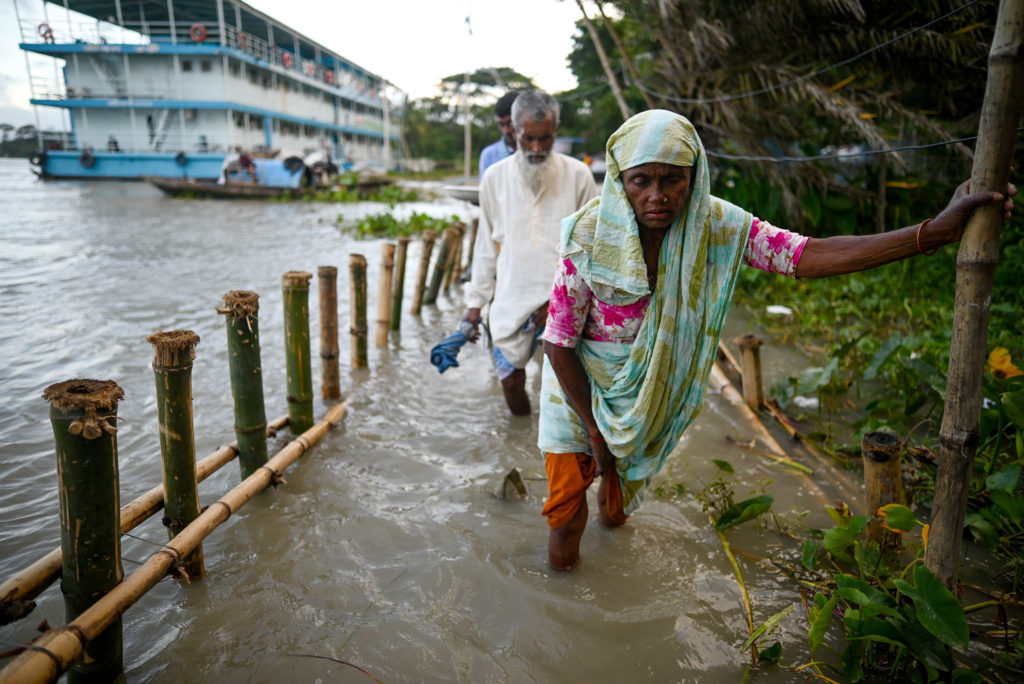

{"left": 317, "top": 266, "right": 341, "bottom": 400}
{"left": 448, "top": 222, "right": 465, "bottom": 285}
{"left": 219, "top": 290, "right": 268, "bottom": 479}
{"left": 375, "top": 243, "right": 395, "bottom": 345}
{"left": 424, "top": 227, "right": 456, "bottom": 305}
{"left": 41, "top": 379, "right": 125, "bottom": 684}
{"left": 0, "top": 416, "right": 288, "bottom": 625}
{"left": 925, "top": 0, "right": 1024, "bottom": 589}
{"left": 734, "top": 333, "right": 765, "bottom": 411}
{"left": 147, "top": 330, "right": 204, "bottom": 579}
{"left": 391, "top": 236, "right": 411, "bottom": 331}
{"left": 863, "top": 430, "right": 903, "bottom": 553}
{"left": 463, "top": 217, "right": 479, "bottom": 275}
{"left": 282, "top": 271, "right": 314, "bottom": 434}
{"left": 349, "top": 254, "right": 368, "bottom": 369}
{"left": 410, "top": 230, "right": 437, "bottom": 315}
{"left": 0, "top": 400, "right": 352, "bottom": 684}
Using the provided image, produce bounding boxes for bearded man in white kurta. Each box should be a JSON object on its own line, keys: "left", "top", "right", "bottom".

{"left": 464, "top": 90, "right": 598, "bottom": 415}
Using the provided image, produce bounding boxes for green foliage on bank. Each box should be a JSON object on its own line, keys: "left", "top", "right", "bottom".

{"left": 336, "top": 211, "right": 459, "bottom": 239}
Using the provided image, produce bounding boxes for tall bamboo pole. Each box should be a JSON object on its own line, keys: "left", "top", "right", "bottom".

{"left": 375, "top": 243, "right": 395, "bottom": 345}
{"left": 219, "top": 290, "right": 268, "bottom": 479}
{"left": 410, "top": 230, "right": 437, "bottom": 315}
{"left": 734, "top": 333, "right": 765, "bottom": 411}
{"left": 282, "top": 271, "right": 314, "bottom": 434}
{"left": 574, "top": 0, "right": 631, "bottom": 121}
{"left": 925, "top": 0, "right": 1024, "bottom": 589}
{"left": 0, "top": 416, "right": 288, "bottom": 625}
{"left": 317, "top": 266, "right": 341, "bottom": 400}
{"left": 41, "top": 379, "right": 124, "bottom": 684}
{"left": 391, "top": 237, "right": 411, "bottom": 331}
{"left": 594, "top": 0, "right": 655, "bottom": 110}
{"left": 349, "top": 254, "right": 368, "bottom": 369}
{"left": 147, "top": 330, "right": 204, "bottom": 579}
{"left": 0, "top": 400, "right": 352, "bottom": 684}
{"left": 424, "top": 227, "right": 456, "bottom": 305}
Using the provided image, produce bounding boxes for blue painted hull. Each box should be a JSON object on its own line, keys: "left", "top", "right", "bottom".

{"left": 35, "top": 150, "right": 225, "bottom": 181}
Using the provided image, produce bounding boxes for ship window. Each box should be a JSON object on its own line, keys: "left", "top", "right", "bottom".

{"left": 200, "top": 60, "right": 212, "bottom": 72}
{"left": 229, "top": 62, "right": 240, "bottom": 77}
{"left": 233, "top": 112, "right": 245, "bottom": 128}
{"left": 181, "top": 60, "right": 193, "bottom": 72}
{"left": 250, "top": 115, "right": 264, "bottom": 130}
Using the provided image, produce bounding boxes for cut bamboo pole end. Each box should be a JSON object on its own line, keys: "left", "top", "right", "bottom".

{"left": 317, "top": 266, "right": 341, "bottom": 400}
{"left": 349, "top": 254, "right": 368, "bottom": 369}
{"left": 282, "top": 271, "right": 314, "bottom": 434}
{"left": 147, "top": 330, "right": 204, "bottom": 579}
{"left": 42, "top": 378, "right": 125, "bottom": 683}
{"left": 375, "top": 243, "right": 396, "bottom": 345}
{"left": 391, "top": 237, "right": 411, "bottom": 331}
{"left": 423, "top": 228, "right": 455, "bottom": 305}
{"left": 411, "top": 230, "right": 437, "bottom": 315}
{"left": 220, "top": 290, "right": 268, "bottom": 480}
{"left": 733, "top": 333, "right": 765, "bottom": 410}
{"left": 863, "top": 430, "right": 903, "bottom": 553}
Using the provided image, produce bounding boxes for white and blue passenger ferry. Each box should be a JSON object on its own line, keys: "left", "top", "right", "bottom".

{"left": 14, "top": 0, "right": 401, "bottom": 180}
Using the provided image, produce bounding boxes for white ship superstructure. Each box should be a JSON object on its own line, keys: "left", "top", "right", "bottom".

{"left": 15, "top": 0, "right": 401, "bottom": 179}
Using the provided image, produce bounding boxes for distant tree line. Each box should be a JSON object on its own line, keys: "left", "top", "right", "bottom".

{"left": 0, "top": 123, "right": 44, "bottom": 157}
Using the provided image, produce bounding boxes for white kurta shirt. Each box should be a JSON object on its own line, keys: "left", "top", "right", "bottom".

{"left": 466, "top": 152, "right": 598, "bottom": 367}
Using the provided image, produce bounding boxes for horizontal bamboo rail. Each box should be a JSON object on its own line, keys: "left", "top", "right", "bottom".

{"left": 0, "top": 402, "right": 349, "bottom": 684}
{"left": 0, "top": 415, "right": 289, "bottom": 626}
{"left": 708, "top": 363, "right": 830, "bottom": 508}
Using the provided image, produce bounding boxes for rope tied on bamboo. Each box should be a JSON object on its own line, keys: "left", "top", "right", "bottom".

{"left": 42, "top": 379, "right": 124, "bottom": 439}
{"left": 258, "top": 465, "right": 287, "bottom": 488}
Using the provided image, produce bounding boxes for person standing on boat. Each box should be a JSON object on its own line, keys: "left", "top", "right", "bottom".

{"left": 464, "top": 90, "right": 598, "bottom": 416}
{"left": 538, "top": 109, "right": 1017, "bottom": 570}
{"left": 479, "top": 91, "right": 520, "bottom": 178}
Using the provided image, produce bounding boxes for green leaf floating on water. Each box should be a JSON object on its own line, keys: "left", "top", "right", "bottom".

{"left": 893, "top": 564, "right": 969, "bottom": 648}
{"left": 714, "top": 495, "right": 774, "bottom": 530}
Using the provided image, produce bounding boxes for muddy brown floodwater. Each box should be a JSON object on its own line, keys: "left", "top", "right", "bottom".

{"left": 1, "top": 158, "right": 855, "bottom": 682}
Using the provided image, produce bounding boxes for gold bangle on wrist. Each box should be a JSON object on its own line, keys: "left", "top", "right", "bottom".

{"left": 915, "top": 218, "right": 940, "bottom": 256}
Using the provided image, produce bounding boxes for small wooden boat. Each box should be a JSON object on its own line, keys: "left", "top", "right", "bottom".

{"left": 443, "top": 184, "right": 479, "bottom": 205}
{"left": 143, "top": 175, "right": 392, "bottom": 199}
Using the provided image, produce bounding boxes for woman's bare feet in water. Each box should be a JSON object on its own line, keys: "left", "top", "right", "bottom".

{"left": 549, "top": 498, "right": 588, "bottom": 570}
{"left": 597, "top": 471, "right": 626, "bottom": 528}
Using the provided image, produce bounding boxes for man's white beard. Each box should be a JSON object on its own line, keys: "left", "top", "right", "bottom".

{"left": 514, "top": 149, "right": 555, "bottom": 194}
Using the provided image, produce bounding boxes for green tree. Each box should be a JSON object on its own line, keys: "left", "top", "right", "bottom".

{"left": 563, "top": 0, "right": 1002, "bottom": 233}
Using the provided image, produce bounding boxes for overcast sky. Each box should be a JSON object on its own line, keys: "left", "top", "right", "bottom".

{"left": 1, "top": 0, "right": 587, "bottom": 129}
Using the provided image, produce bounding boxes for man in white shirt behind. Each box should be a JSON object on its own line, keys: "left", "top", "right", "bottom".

{"left": 463, "top": 90, "right": 598, "bottom": 415}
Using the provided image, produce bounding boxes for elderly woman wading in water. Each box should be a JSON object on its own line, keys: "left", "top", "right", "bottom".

{"left": 538, "top": 110, "right": 1016, "bottom": 570}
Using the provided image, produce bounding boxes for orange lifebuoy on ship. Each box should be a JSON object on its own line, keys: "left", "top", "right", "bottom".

{"left": 282, "top": 52, "right": 292, "bottom": 68}
{"left": 189, "top": 23, "right": 207, "bottom": 43}
{"left": 325, "top": 70, "right": 334, "bottom": 85}
{"left": 38, "top": 23, "right": 54, "bottom": 42}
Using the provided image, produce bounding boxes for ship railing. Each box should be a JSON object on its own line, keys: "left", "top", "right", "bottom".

{"left": 219, "top": 25, "right": 381, "bottom": 106}
{"left": 19, "top": 18, "right": 148, "bottom": 46}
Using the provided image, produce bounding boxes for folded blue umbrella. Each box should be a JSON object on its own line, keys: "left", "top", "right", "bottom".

{"left": 430, "top": 320, "right": 477, "bottom": 374}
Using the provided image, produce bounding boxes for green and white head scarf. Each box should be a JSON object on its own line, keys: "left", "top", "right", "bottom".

{"left": 538, "top": 110, "right": 754, "bottom": 513}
